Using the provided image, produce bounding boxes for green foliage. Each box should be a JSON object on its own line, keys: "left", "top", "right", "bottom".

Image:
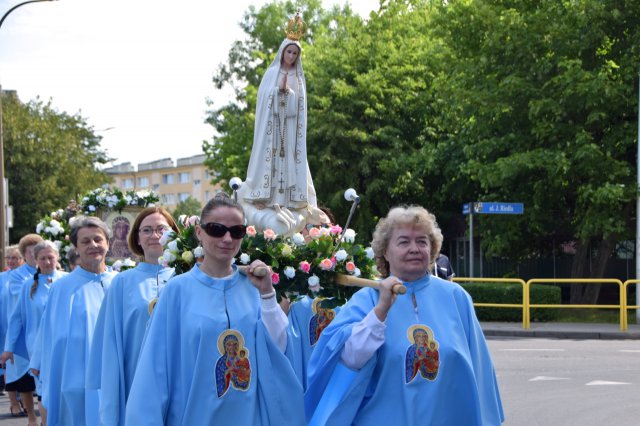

{"left": 206, "top": 0, "right": 640, "bottom": 285}
{"left": 2, "top": 93, "right": 111, "bottom": 242}
{"left": 172, "top": 196, "right": 202, "bottom": 220}
{"left": 461, "top": 282, "right": 561, "bottom": 322}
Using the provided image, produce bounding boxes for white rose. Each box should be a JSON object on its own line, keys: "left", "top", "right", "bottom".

{"left": 167, "top": 240, "right": 179, "bottom": 252}
{"left": 159, "top": 230, "right": 172, "bottom": 246}
{"left": 335, "top": 249, "right": 348, "bottom": 262}
{"left": 240, "top": 253, "right": 251, "bottom": 264}
{"left": 308, "top": 274, "right": 320, "bottom": 287}
{"left": 112, "top": 260, "right": 123, "bottom": 271}
{"left": 342, "top": 229, "right": 356, "bottom": 243}
{"left": 36, "top": 222, "right": 44, "bottom": 233}
{"left": 123, "top": 258, "right": 136, "bottom": 267}
{"left": 88, "top": 205, "right": 96, "bottom": 212}
{"left": 365, "top": 247, "right": 375, "bottom": 259}
{"left": 194, "top": 246, "right": 204, "bottom": 258}
{"left": 284, "top": 266, "right": 295, "bottom": 279}
{"left": 354, "top": 267, "right": 361, "bottom": 277}
{"left": 53, "top": 240, "right": 62, "bottom": 250}
{"left": 163, "top": 250, "right": 176, "bottom": 263}
{"left": 291, "top": 233, "right": 305, "bottom": 246}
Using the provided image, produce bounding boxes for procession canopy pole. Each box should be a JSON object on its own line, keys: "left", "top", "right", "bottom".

{"left": 237, "top": 265, "right": 406, "bottom": 295}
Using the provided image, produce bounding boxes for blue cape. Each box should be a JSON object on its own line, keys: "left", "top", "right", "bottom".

{"left": 305, "top": 275, "right": 504, "bottom": 425}
{"left": 35, "top": 266, "right": 116, "bottom": 426}
{"left": 125, "top": 265, "right": 305, "bottom": 425}
{"left": 86, "top": 262, "right": 173, "bottom": 426}
{"left": 3, "top": 263, "right": 36, "bottom": 382}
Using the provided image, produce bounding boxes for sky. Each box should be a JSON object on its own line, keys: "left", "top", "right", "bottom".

{"left": 0, "top": 0, "right": 378, "bottom": 169}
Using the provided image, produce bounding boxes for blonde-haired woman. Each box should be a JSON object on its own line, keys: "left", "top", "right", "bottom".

{"left": 306, "top": 205, "right": 504, "bottom": 425}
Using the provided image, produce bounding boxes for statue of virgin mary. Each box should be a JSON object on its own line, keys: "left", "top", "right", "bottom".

{"left": 238, "top": 12, "right": 328, "bottom": 235}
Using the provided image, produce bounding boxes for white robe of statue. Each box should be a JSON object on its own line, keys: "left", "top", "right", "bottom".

{"left": 238, "top": 38, "right": 327, "bottom": 235}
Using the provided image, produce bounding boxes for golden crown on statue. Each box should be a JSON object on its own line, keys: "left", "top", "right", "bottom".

{"left": 285, "top": 9, "right": 305, "bottom": 41}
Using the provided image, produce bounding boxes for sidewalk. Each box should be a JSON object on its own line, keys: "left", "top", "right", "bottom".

{"left": 481, "top": 321, "right": 640, "bottom": 340}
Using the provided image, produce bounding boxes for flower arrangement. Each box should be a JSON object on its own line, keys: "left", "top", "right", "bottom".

{"left": 236, "top": 225, "right": 377, "bottom": 306}
{"left": 35, "top": 209, "right": 74, "bottom": 269}
{"left": 80, "top": 187, "right": 159, "bottom": 215}
{"left": 158, "top": 215, "right": 203, "bottom": 275}
{"left": 159, "top": 218, "right": 377, "bottom": 306}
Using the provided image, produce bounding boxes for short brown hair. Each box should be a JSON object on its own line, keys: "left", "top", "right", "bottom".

{"left": 18, "top": 234, "right": 44, "bottom": 257}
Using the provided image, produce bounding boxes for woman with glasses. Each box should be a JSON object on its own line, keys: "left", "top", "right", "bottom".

{"left": 86, "top": 206, "right": 178, "bottom": 426}
{"left": 125, "top": 193, "right": 305, "bottom": 426}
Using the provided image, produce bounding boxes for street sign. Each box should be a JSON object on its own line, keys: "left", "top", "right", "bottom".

{"left": 463, "top": 202, "right": 523, "bottom": 215}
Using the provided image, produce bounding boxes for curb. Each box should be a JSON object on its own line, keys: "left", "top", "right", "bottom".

{"left": 481, "top": 322, "right": 640, "bottom": 340}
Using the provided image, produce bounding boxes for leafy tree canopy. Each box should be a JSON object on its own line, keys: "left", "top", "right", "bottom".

{"left": 2, "top": 93, "right": 111, "bottom": 241}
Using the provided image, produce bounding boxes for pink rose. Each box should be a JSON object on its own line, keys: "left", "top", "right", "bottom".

{"left": 330, "top": 225, "right": 342, "bottom": 236}
{"left": 264, "top": 228, "right": 277, "bottom": 240}
{"left": 188, "top": 215, "right": 199, "bottom": 226}
{"left": 308, "top": 227, "right": 321, "bottom": 240}
{"left": 346, "top": 261, "right": 356, "bottom": 273}
{"left": 246, "top": 225, "right": 257, "bottom": 237}
{"left": 299, "top": 261, "right": 311, "bottom": 273}
{"left": 271, "top": 272, "right": 280, "bottom": 285}
{"left": 319, "top": 258, "right": 333, "bottom": 271}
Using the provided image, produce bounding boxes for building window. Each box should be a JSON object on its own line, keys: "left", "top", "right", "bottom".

{"left": 152, "top": 184, "right": 160, "bottom": 191}
{"left": 161, "top": 193, "right": 175, "bottom": 205}
{"left": 178, "top": 192, "right": 190, "bottom": 202}
{"left": 204, "top": 170, "right": 210, "bottom": 180}
{"left": 137, "top": 176, "right": 149, "bottom": 188}
{"left": 122, "top": 178, "right": 134, "bottom": 189}
{"left": 194, "top": 179, "right": 201, "bottom": 187}
{"left": 162, "top": 174, "right": 174, "bottom": 185}
{"left": 179, "top": 172, "right": 190, "bottom": 184}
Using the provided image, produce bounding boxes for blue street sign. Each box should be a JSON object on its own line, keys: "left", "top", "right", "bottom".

{"left": 463, "top": 202, "right": 524, "bottom": 215}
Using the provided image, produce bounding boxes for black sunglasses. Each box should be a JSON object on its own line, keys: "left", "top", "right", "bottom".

{"left": 201, "top": 222, "right": 247, "bottom": 239}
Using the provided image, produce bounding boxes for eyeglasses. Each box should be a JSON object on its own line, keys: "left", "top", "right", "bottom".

{"left": 201, "top": 222, "right": 247, "bottom": 239}
{"left": 139, "top": 226, "right": 170, "bottom": 237}
{"left": 305, "top": 223, "right": 331, "bottom": 231}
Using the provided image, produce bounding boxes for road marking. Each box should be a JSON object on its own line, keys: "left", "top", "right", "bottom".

{"left": 500, "top": 349, "right": 566, "bottom": 352}
{"left": 529, "top": 376, "right": 570, "bottom": 381}
{"left": 618, "top": 349, "right": 640, "bottom": 353}
{"left": 586, "top": 380, "right": 631, "bottom": 386}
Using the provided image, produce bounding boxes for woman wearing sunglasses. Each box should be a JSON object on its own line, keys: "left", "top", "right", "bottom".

{"left": 125, "top": 193, "right": 305, "bottom": 426}
{"left": 86, "top": 206, "right": 178, "bottom": 426}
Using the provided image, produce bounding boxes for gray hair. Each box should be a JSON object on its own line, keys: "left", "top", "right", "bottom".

{"left": 33, "top": 240, "right": 60, "bottom": 259}
{"left": 69, "top": 216, "right": 111, "bottom": 247}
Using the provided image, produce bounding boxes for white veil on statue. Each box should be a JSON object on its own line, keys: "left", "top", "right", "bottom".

{"left": 238, "top": 13, "right": 327, "bottom": 235}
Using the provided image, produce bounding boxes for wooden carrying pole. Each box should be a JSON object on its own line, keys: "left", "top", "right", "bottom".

{"left": 238, "top": 265, "right": 406, "bottom": 295}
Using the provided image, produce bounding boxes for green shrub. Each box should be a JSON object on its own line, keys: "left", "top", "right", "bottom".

{"left": 460, "top": 282, "right": 561, "bottom": 322}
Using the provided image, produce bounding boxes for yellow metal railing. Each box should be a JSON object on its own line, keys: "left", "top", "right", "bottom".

{"left": 453, "top": 277, "right": 637, "bottom": 331}
{"left": 452, "top": 277, "right": 528, "bottom": 329}
{"left": 622, "top": 280, "right": 640, "bottom": 331}
{"left": 526, "top": 279, "right": 625, "bottom": 331}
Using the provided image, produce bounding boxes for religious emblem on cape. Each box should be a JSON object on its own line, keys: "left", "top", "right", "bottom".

{"left": 404, "top": 325, "right": 440, "bottom": 383}
{"left": 215, "top": 330, "right": 252, "bottom": 397}
{"left": 308, "top": 298, "right": 337, "bottom": 346}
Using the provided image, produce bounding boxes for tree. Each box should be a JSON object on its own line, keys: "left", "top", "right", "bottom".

{"left": 431, "top": 0, "right": 640, "bottom": 302}
{"left": 172, "top": 196, "right": 202, "bottom": 220}
{"left": 2, "top": 93, "right": 111, "bottom": 241}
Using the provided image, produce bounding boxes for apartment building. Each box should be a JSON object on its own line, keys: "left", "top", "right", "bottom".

{"left": 105, "top": 154, "right": 220, "bottom": 210}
